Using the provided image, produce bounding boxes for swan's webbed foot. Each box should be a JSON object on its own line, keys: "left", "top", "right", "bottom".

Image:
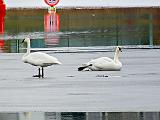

{"left": 33, "top": 74, "right": 42, "bottom": 78}
{"left": 32, "top": 67, "right": 44, "bottom": 78}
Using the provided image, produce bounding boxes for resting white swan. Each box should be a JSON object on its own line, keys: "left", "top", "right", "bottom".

{"left": 22, "top": 37, "right": 61, "bottom": 78}
{"left": 78, "top": 47, "right": 122, "bottom": 71}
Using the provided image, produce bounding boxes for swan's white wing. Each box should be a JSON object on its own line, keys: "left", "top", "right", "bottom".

{"left": 24, "top": 52, "right": 61, "bottom": 66}
{"left": 100, "top": 57, "right": 113, "bottom": 62}
{"left": 89, "top": 57, "right": 114, "bottom": 70}
{"left": 81, "top": 57, "right": 114, "bottom": 70}
{"left": 89, "top": 57, "right": 113, "bottom": 64}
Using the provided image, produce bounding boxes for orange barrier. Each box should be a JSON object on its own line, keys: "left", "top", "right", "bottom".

{"left": 0, "top": 0, "right": 5, "bottom": 48}
{"left": 0, "top": 0, "right": 6, "bottom": 15}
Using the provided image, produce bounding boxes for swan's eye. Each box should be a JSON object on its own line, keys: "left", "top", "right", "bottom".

{"left": 118, "top": 47, "right": 122, "bottom": 51}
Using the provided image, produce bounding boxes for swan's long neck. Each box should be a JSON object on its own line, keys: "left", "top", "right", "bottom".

{"left": 24, "top": 40, "right": 31, "bottom": 57}
{"left": 26, "top": 40, "right": 31, "bottom": 54}
{"left": 22, "top": 39, "right": 31, "bottom": 62}
{"left": 114, "top": 49, "right": 120, "bottom": 63}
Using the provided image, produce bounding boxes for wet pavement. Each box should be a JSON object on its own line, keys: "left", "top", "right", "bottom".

{"left": 0, "top": 48, "right": 160, "bottom": 112}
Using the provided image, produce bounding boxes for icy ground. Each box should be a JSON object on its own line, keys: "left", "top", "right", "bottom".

{"left": 0, "top": 48, "right": 160, "bottom": 112}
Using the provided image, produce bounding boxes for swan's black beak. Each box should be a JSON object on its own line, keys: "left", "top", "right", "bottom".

{"left": 21, "top": 39, "right": 25, "bottom": 43}
{"left": 119, "top": 47, "right": 122, "bottom": 52}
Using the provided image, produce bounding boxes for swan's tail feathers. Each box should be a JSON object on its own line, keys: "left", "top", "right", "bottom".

{"left": 78, "top": 66, "right": 87, "bottom": 71}
{"left": 56, "top": 61, "right": 62, "bottom": 65}
{"left": 53, "top": 59, "right": 62, "bottom": 65}
{"left": 78, "top": 64, "right": 92, "bottom": 71}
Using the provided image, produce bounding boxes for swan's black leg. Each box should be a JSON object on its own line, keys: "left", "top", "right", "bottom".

{"left": 38, "top": 68, "right": 41, "bottom": 78}
{"left": 42, "top": 67, "right": 44, "bottom": 78}
{"left": 33, "top": 68, "right": 41, "bottom": 78}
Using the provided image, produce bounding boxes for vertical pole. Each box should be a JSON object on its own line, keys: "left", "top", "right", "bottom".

{"left": 116, "top": 13, "right": 119, "bottom": 46}
{"left": 16, "top": 39, "right": 20, "bottom": 53}
{"left": 149, "top": 13, "right": 153, "bottom": 46}
{"left": 116, "top": 24, "right": 119, "bottom": 46}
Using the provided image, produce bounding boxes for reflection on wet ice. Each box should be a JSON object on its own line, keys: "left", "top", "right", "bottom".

{"left": 0, "top": 112, "right": 160, "bottom": 120}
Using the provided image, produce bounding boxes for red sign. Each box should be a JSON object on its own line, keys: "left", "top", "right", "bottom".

{"left": 44, "top": 0, "right": 60, "bottom": 6}
{"left": 44, "top": 12, "right": 60, "bottom": 45}
{"left": 44, "top": 12, "right": 60, "bottom": 32}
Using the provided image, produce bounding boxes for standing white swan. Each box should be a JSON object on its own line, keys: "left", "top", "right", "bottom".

{"left": 78, "top": 47, "right": 122, "bottom": 71}
{"left": 22, "top": 37, "right": 61, "bottom": 78}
